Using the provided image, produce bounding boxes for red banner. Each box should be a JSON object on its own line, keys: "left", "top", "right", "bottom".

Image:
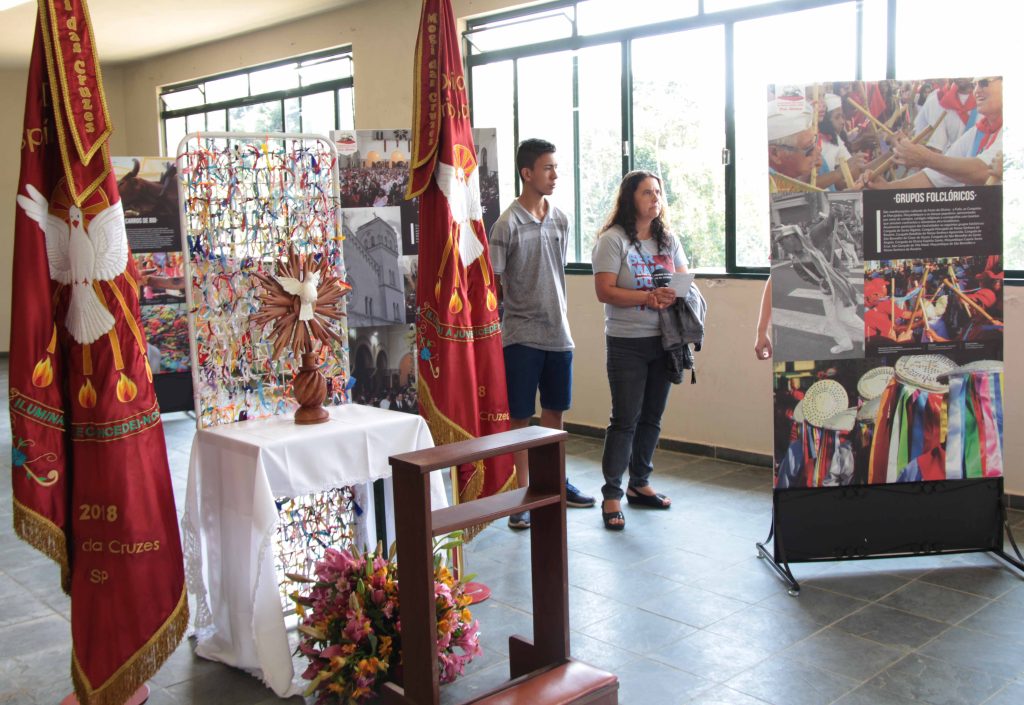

{"left": 408, "top": 0, "right": 515, "bottom": 511}
{"left": 11, "top": 3, "right": 186, "bottom": 704}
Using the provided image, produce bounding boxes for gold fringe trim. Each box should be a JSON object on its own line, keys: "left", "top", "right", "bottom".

{"left": 417, "top": 378, "right": 517, "bottom": 541}
{"left": 72, "top": 585, "right": 189, "bottom": 705}
{"left": 13, "top": 497, "right": 70, "bottom": 592}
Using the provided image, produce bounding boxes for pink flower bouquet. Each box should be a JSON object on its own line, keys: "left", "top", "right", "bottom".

{"left": 290, "top": 539, "right": 481, "bottom": 703}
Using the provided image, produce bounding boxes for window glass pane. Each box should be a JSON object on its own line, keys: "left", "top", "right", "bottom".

{"left": 896, "top": 0, "right": 1019, "bottom": 269}
{"left": 465, "top": 10, "right": 573, "bottom": 53}
{"left": 300, "top": 91, "right": 336, "bottom": 136}
{"left": 734, "top": 3, "right": 858, "bottom": 268}
{"left": 206, "top": 110, "right": 226, "bottom": 132}
{"left": 470, "top": 61, "right": 515, "bottom": 216}
{"left": 860, "top": 0, "right": 888, "bottom": 81}
{"left": 517, "top": 52, "right": 576, "bottom": 233}
{"left": 186, "top": 113, "right": 206, "bottom": 133}
{"left": 164, "top": 116, "right": 186, "bottom": 157}
{"left": 205, "top": 74, "right": 249, "bottom": 104}
{"left": 300, "top": 57, "right": 352, "bottom": 85}
{"left": 162, "top": 87, "right": 204, "bottom": 111}
{"left": 249, "top": 64, "right": 299, "bottom": 94}
{"left": 577, "top": 44, "right": 621, "bottom": 261}
{"left": 704, "top": 0, "right": 775, "bottom": 11}
{"left": 285, "top": 97, "right": 301, "bottom": 133}
{"left": 633, "top": 27, "right": 725, "bottom": 271}
{"left": 228, "top": 101, "right": 284, "bottom": 133}
{"left": 577, "top": 0, "right": 696, "bottom": 35}
{"left": 337, "top": 88, "right": 355, "bottom": 130}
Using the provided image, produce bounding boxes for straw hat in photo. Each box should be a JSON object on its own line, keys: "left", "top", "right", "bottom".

{"left": 857, "top": 366, "right": 894, "bottom": 402}
{"left": 822, "top": 406, "right": 857, "bottom": 432}
{"left": 937, "top": 359, "right": 1004, "bottom": 383}
{"left": 793, "top": 399, "right": 805, "bottom": 425}
{"left": 856, "top": 396, "right": 881, "bottom": 425}
{"left": 801, "top": 379, "right": 849, "bottom": 427}
{"left": 894, "top": 354, "right": 956, "bottom": 393}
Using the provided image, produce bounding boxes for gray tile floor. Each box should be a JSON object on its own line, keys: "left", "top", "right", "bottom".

{"left": 4, "top": 366, "right": 1024, "bottom": 703}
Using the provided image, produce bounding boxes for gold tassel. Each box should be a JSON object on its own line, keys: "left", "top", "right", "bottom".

{"left": 13, "top": 498, "right": 70, "bottom": 592}
{"left": 71, "top": 588, "right": 189, "bottom": 705}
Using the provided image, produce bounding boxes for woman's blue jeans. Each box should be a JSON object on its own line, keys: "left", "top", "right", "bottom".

{"left": 601, "top": 335, "right": 673, "bottom": 501}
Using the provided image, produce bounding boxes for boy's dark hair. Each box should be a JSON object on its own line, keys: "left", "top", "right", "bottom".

{"left": 516, "top": 138, "right": 556, "bottom": 173}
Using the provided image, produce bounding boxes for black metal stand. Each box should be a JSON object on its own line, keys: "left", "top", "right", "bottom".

{"left": 756, "top": 517, "right": 800, "bottom": 595}
{"left": 993, "top": 501, "right": 1024, "bottom": 574}
{"left": 756, "top": 480, "right": 1024, "bottom": 598}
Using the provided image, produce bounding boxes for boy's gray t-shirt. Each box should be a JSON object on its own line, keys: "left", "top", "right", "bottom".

{"left": 489, "top": 200, "right": 574, "bottom": 351}
{"left": 591, "top": 225, "right": 688, "bottom": 338}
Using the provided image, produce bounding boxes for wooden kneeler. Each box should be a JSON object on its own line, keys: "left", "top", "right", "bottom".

{"left": 382, "top": 427, "right": 618, "bottom": 705}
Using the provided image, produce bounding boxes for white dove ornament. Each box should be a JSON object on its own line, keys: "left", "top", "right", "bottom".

{"left": 277, "top": 270, "right": 321, "bottom": 321}
{"left": 436, "top": 150, "right": 485, "bottom": 267}
{"left": 17, "top": 184, "right": 129, "bottom": 344}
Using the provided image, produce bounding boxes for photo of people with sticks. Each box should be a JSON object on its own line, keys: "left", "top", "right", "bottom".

{"left": 770, "top": 191, "right": 864, "bottom": 361}
{"left": 864, "top": 256, "right": 1003, "bottom": 356}
{"left": 767, "top": 78, "right": 1004, "bottom": 194}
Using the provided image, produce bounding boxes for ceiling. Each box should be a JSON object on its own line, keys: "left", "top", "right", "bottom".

{"left": 0, "top": 0, "right": 364, "bottom": 68}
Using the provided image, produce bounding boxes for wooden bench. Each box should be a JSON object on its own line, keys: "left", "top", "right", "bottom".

{"left": 381, "top": 426, "right": 618, "bottom": 705}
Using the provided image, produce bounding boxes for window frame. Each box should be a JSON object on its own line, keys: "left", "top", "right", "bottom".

{"left": 159, "top": 47, "right": 354, "bottom": 156}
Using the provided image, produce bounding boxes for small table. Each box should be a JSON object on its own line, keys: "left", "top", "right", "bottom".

{"left": 182, "top": 404, "right": 444, "bottom": 696}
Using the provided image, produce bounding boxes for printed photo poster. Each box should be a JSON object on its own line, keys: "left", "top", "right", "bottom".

{"left": 112, "top": 156, "right": 188, "bottom": 373}
{"left": 348, "top": 324, "right": 419, "bottom": 412}
{"left": 332, "top": 128, "right": 501, "bottom": 396}
{"left": 767, "top": 78, "right": 1004, "bottom": 489}
{"left": 331, "top": 128, "right": 500, "bottom": 255}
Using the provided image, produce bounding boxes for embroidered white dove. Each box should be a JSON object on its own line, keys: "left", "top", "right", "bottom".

{"left": 17, "top": 184, "right": 128, "bottom": 344}
{"left": 436, "top": 156, "right": 485, "bottom": 266}
{"left": 276, "top": 270, "right": 321, "bottom": 321}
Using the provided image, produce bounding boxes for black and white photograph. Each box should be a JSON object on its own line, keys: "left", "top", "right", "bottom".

{"left": 347, "top": 324, "right": 418, "bottom": 413}
{"left": 399, "top": 254, "right": 418, "bottom": 324}
{"left": 770, "top": 191, "right": 865, "bottom": 361}
{"left": 340, "top": 206, "right": 405, "bottom": 328}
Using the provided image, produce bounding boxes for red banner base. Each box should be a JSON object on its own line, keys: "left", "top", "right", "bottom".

{"left": 62, "top": 684, "right": 150, "bottom": 705}
{"left": 464, "top": 580, "right": 492, "bottom": 604}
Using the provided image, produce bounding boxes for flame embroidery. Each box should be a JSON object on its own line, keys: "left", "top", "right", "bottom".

{"left": 449, "top": 290, "right": 463, "bottom": 315}
{"left": 78, "top": 379, "right": 98, "bottom": 408}
{"left": 116, "top": 373, "right": 138, "bottom": 403}
{"left": 32, "top": 357, "right": 54, "bottom": 388}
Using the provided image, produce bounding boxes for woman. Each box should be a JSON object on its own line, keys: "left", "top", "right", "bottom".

{"left": 591, "top": 171, "right": 687, "bottom": 531}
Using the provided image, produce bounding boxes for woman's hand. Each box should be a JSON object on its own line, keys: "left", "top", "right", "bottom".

{"left": 754, "top": 332, "right": 773, "bottom": 360}
{"left": 646, "top": 287, "right": 676, "bottom": 310}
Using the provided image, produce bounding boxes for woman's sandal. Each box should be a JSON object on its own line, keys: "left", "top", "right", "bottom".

{"left": 602, "top": 501, "right": 625, "bottom": 531}
{"left": 625, "top": 489, "right": 671, "bottom": 509}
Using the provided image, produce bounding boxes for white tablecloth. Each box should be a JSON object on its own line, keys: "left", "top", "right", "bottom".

{"left": 181, "top": 404, "right": 444, "bottom": 696}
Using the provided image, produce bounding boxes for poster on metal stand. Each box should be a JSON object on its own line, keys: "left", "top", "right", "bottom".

{"left": 112, "top": 156, "right": 193, "bottom": 412}
{"left": 758, "top": 77, "right": 1018, "bottom": 593}
{"left": 329, "top": 127, "right": 500, "bottom": 552}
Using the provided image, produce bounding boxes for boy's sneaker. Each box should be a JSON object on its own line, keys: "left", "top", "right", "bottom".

{"left": 508, "top": 511, "right": 531, "bottom": 530}
{"left": 565, "top": 481, "right": 596, "bottom": 508}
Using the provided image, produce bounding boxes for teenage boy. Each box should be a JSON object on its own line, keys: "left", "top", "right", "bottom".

{"left": 489, "top": 138, "right": 595, "bottom": 530}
